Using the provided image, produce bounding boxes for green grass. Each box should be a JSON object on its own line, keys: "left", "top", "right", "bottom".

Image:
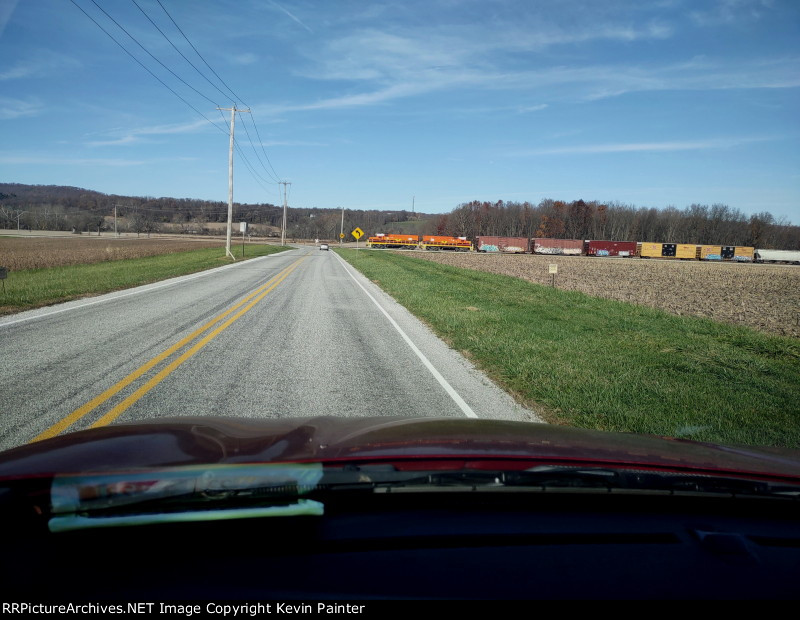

{"left": 336, "top": 248, "right": 800, "bottom": 448}
{"left": 0, "top": 244, "right": 290, "bottom": 314}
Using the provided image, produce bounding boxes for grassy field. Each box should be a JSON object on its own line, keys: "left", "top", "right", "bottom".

{"left": 406, "top": 250, "right": 800, "bottom": 338}
{"left": 337, "top": 249, "right": 800, "bottom": 448}
{"left": 0, "top": 244, "right": 289, "bottom": 315}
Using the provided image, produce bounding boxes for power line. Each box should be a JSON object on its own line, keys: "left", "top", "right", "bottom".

{"left": 130, "top": 0, "right": 235, "bottom": 105}
{"left": 155, "top": 0, "right": 247, "bottom": 107}
{"left": 153, "top": 0, "right": 282, "bottom": 182}
{"left": 239, "top": 114, "right": 280, "bottom": 183}
{"left": 72, "top": 0, "right": 284, "bottom": 202}
{"left": 69, "top": 0, "right": 228, "bottom": 136}
{"left": 89, "top": 0, "right": 220, "bottom": 108}
{"left": 247, "top": 116, "right": 282, "bottom": 183}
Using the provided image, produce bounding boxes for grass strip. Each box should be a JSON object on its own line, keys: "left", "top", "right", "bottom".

{"left": 0, "top": 244, "right": 290, "bottom": 315}
{"left": 336, "top": 248, "right": 800, "bottom": 448}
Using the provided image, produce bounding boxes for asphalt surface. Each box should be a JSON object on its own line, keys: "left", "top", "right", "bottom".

{"left": 0, "top": 246, "right": 541, "bottom": 451}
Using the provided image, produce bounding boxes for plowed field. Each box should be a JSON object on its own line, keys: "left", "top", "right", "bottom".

{"left": 399, "top": 251, "right": 800, "bottom": 338}
{"left": 0, "top": 236, "right": 224, "bottom": 270}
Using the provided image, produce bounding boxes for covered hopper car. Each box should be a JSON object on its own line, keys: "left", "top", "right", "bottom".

{"left": 755, "top": 249, "right": 800, "bottom": 264}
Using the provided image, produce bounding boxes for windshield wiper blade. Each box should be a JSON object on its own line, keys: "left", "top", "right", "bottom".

{"left": 327, "top": 465, "right": 800, "bottom": 498}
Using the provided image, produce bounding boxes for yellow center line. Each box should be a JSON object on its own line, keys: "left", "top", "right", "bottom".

{"left": 32, "top": 255, "right": 307, "bottom": 442}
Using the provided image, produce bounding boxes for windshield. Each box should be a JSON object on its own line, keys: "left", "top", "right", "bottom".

{"left": 0, "top": 0, "right": 799, "bottom": 603}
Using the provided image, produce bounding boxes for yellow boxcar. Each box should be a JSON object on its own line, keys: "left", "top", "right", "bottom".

{"left": 733, "top": 246, "right": 754, "bottom": 262}
{"left": 639, "top": 242, "right": 665, "bottom": 258}
{"left": 700, "top": 246, "right": 723, "bottom": 260}
{"left": 676, "top": 244, "right": 698, "bottom": 259}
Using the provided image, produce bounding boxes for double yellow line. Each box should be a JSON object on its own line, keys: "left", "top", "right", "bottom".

{"left": 32, "top": 255, "right": 307, "bottom": 442}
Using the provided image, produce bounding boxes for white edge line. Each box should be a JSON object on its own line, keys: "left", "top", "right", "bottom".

{"left": 333, "top": 251, "right": 478, "bottom": 419}
{"left": 0, "top": 247, "right": 295, "bottom": 329}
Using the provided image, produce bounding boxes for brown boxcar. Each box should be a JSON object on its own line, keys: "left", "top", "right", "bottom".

{"left": 475, "top": 236, "right": 529, "bottom": 253}
{"left": 584, "top": 240, "right": 637, "bottom": 257}
{"left": 532, "top": 238, "right": 583, "bottom": 255}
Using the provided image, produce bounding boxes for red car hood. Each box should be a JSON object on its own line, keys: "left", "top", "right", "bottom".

{"left": 2, "top": 416, "right": 800, "bottom": 480}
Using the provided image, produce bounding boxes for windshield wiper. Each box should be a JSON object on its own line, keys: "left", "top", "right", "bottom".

{"left": 321, "top": 464, "right": 800, "bottom": 499}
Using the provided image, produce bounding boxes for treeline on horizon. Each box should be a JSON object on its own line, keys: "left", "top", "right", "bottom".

{"left": 436, "top": 199, "right": 799, "bottom": 250}
{"left": 1, "top": 184, "right": 797, "bottom": 249}
{"left": 0, "top": 183, "right": 429, "bottom": 239}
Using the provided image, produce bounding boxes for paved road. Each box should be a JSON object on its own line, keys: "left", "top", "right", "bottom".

{"left": 0, "top": 247, "right": 541, "bottom": 451}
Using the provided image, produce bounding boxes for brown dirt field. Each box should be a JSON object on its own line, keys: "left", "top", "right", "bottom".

{"left": 0, "top": 236, "right": 225, "bottom": 270}
{"left": 398, "top": 251, "right": 800, "bottom": 338}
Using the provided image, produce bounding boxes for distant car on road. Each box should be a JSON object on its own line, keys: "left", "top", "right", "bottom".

{"left": 320, "top": 243, "right": 329, "bottom": 251}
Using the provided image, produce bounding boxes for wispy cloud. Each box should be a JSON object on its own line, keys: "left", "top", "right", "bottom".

{"left": 0, "top": 97, "right": 42, "bottom": 120}
{"left": 268, "top": 0, "right": 313, "bottom": 33}
{"left": 506, "top": 137, "right": 771, "bottom": 157}
{"left": 230, "top": 52, "right": 258, "bottom": 66}
{"left": 0, "top": 154, "right": 198, "bottom": 166}
{"left": 517, "top": 104, "right": 548, "bottom": 113}
{"left": 0, "top": 0, "right": 19, "bottom": 39}
{"left": 0, "top": 50, "right": 80, "bottom": 80}
{"left": 0, "top": 155, "right": 149, "bottom": 166}
{"left": 690, "top": 0, "right": 775, "bottom": 27}
{"left": 86, "top": 119, "right": 214, "bottom": 147}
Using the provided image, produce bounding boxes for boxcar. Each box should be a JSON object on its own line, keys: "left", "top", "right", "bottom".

{"left": 584, "top": 240, "right": 637, "bottom": 257}
{"left": 475, "top": 236, "right": 529, "bottom": 253}
{"left": 532, "top": 238, "right": 583, "bottom": 255}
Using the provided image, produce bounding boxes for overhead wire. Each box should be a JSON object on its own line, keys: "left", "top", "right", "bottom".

{"left": 154, "top": 0, "right": 247, "bottom": 106}
{"left": 72, "top": 0, "right": 285, "bottom": 200}
{"left": 68, "top": 0, "right": 228, "bottom": 136}
{"left": 88, "top": 0, "right": 220, "bottom": 108}
{"left": 130, "top": 0, "right": 235, "bottom": 106}
{"left": 152, "top": 0, "right": 283, "bottom": 183}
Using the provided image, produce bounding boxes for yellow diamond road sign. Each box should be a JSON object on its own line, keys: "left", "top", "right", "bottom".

{"left": 351, "top": 227, "right": 364, "bottom": 240}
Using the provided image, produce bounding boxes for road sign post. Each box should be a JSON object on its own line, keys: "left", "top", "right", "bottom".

{"left": 549, "top": 263, "right": 557, "bottom": 287}
{"left": 351, "top": 227, "right": 364, "bottom": 250}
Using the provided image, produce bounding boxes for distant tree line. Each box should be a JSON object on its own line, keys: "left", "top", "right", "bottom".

{"left": 0, "top": 184, "right": 435, "bottom": 238}
{"left": 3, "top": 184, "right": 796, "bottom": 248}
{"left": 438, "top": 199, "right": 799, "bottom": 249}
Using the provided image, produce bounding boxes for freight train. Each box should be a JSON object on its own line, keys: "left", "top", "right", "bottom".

{"left": 365, "top": 233, "right": 796, "bottom": 263}
{"left": 475, "top": 236, "right": 757, "bottom": 262}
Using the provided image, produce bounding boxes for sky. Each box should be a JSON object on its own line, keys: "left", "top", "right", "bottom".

{"left": 0, "top": 0, "right": 798, "bottom": 221}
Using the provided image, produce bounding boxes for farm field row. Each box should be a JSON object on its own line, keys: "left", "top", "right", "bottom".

{"left": 400, "top": 251, "right": 800, "bottom": 338}
{"left": 0, "top": 235, "right": 229, "bottom": 270}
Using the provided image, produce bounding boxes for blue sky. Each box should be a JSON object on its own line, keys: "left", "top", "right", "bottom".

{"left": 1, "top": 0, "right": 798, "bottom": 220}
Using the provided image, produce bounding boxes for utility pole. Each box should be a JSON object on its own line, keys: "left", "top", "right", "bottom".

{"left": 113, "top": 205, "right": 120, "bottom": 236}
{"left": 280, "top": 181, "right": 291, "bottom": 246}
{"left": 412, "top": 195, "right": 415, "bottom": 215}
{"left": 217, "top": 105, "right": 251, "bottom": 260}
{"left": 340, "top": 206, "right": 344, "bottom": 246}
{"left": 13, "top": 210, "right": 27, "bottom": 231}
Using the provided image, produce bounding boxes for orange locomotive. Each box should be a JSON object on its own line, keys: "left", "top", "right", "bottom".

{"left": 366, "top": 233, "right": 420, "bottom": 249}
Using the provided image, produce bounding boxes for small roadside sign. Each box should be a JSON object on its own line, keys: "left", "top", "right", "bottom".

{"left": 351, "top": 227, "right": 364, "bottom": 240}
{"left": 548, "top": 264, "right": 557, "bottom": 274}
{"left": 339, "top": 233, "right": 345, "bottom": 239}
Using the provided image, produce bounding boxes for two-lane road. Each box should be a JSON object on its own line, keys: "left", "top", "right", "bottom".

{"left": 0, "top": 247, "right": 540, "bottom": 450}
